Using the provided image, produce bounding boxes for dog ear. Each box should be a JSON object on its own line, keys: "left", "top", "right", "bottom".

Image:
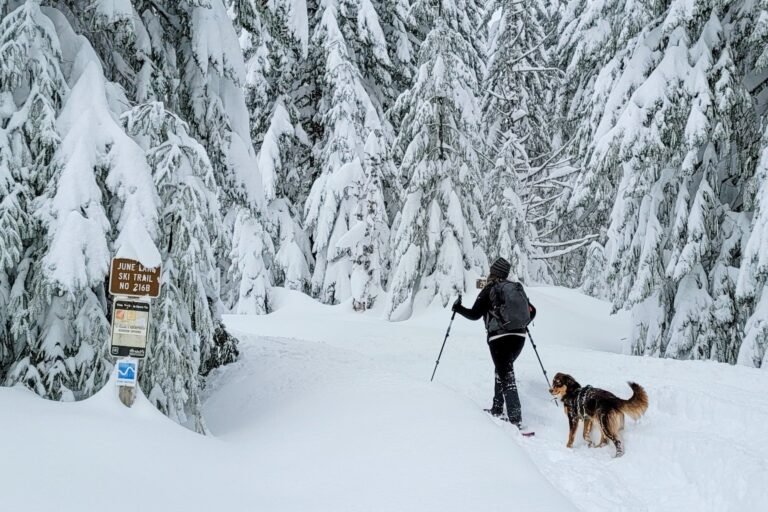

{"left": 556, "top": 373, "right": 570, "bottom": 388}
{"left": 563, "top": 374, "right": 579, "bottom": 389}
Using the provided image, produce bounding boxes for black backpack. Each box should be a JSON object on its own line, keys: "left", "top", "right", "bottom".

{"left": 486, "top": 281, "right": 532, "bottom": 335}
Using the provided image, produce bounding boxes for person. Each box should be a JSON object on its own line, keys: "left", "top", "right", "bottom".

{"left": 452, "top": 257, "right": 536, "bottom": 431}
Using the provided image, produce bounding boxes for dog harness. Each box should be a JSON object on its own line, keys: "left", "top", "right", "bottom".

{"left": 574, "top": 385, "right": 594, "bottom": 418}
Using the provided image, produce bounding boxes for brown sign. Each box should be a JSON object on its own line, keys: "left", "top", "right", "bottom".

{"left": 109, "top": 258, "right": 161, "bottom": 298}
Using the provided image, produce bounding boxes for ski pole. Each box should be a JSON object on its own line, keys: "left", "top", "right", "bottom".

{"left": 526, "top": 328, "right": 558, "bottom": 406}
{"left": 431, "top": 296, "right": 460, "bottom": 382}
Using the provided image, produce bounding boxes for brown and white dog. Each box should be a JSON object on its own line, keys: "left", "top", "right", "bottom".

{"left": 549, "top": 372, "right": 648, "bottom": 457}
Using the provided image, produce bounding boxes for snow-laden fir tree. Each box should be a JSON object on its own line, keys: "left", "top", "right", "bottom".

{"left": 233, "top": 0, "right": 404, "bottom": 305}
{"left": 735, "top": 0, "right": 768, "bottom": 369}
{"left": 342, "top": 129, "right": 392, "bottom": 311}
{"left": 178, "top": 0, "right": 273, "bottom": 315}
{"left": 737, "top": 125, "right": 768, "bottom": 369}
{"left": 484, "top": 0, "right": 552, "bottom": 160}
{"left": 304, "top": 0, "right": 393, "bottom": 305}
{"left": 130, "top": 0, "right": 252, "bottom": 360}
{"left": 0, "top": 0, "right": 66, "bottom": 378}
{"left": 374, "top": 0, "right": 414, "bottom": 103}
{"left": 43, "top": 0, "right": 248, "bottom": 362}
{"left": 230, "top": 1, "right": 317, "bottom": 294}
{"left": 257, "top": 99, "right": 313, "bottom": 293}
{"left": 386, "top": 0, "right": 487, "bottom": 320}
{"left": 557, "top": 0, "right": 661, "bottom": 222}
{"left": 553, "top": 0, "right": 664, "bottom": 289}
{"left": 481, "top": 136, "right": 538, "bottom": 283}
{"left": 580, "top": 241, "right": 608, "bottom": 299}
{"left": 0, "top": 2, "right": 256, "bottom": 416}
{"left": 123, "top": 102, "right": 227, "bottom": 430}
{"left": 591, "top": 4, "right": 757, "bottom": 361}
{"left": 233, "top": 0, "right": 310, "bottom": 172}
{"left": 25, "top": 33, "right": 160, "bottom": 400}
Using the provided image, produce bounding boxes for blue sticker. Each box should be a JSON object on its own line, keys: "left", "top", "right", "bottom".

{"left": 116, "top": 359, "right": 138, "bottom": 386}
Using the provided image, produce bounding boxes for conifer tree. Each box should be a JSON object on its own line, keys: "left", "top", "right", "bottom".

{"left": 580, "top": 241, "right": 608, "bottom": 299}
{"left": 304, "top": 0, "right": 392, "bottom": 305}
{"left": 0, "top": 0, "right": 66, "bottom": 388}
{"left": 123, "top": 102, "right": 227, "bottom": 429}
{"left": 257, "top": 99, "right": 313, "bottom": 293}
{"left": 591, "top": 4, "right": 756, "bottom": 360}
{"left": 26, "top": 49, "right": 159, "bottom": 399}
{"left": 344, "top": 130, "right": 392, "bottom": 310}
{"left": 737, "top": 126, "right": 768, "bottom": 369}
{"left": 231, "top": 1, "right": 316, "bottom": 295}
{"left": 386, "top": 0, "right": 486, "bottom": 320}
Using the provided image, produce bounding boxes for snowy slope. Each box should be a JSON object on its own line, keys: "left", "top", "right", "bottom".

{"left": 2, "top": 286, "right": 767, "bottom": 512}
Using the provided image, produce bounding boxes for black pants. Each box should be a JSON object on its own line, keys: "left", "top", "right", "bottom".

{"left": 488, "top": 335, "right": 525, "bottom": 424}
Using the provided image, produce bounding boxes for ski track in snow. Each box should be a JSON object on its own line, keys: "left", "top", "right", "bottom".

{"left": 206, "top": 287, "right": 768, "bottom": 512}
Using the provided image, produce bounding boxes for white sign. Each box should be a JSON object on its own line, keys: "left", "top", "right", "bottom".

{"left": 111, "top": 299, "right": 150, "bottom": 358}
{"left": 116, "top": 359, "right": 138, "bottom": 387}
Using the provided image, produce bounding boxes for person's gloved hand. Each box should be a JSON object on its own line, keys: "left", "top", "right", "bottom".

{"left": 452, "top": 296, "right": 462, "bottom": 312}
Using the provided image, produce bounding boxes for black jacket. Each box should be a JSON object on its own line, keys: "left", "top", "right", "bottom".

{"left": 454, "top": 282, "right": 536, "bottom": 336}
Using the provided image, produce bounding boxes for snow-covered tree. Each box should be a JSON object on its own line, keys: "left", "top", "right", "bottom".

{"left": 591, "top": 4, "right": 756, "bottom": 361}
{"left": 0, "top": 0, "right": 65, "bottom": 386}
{"left": 482, "top": 134, "right": 536, "bottom": 282}
{"left": 375, "top": 0, "right": 414, "bottom": 102}
{"left": 123, "top": 102, "right": 229, "bottom": 429}
{"left": 386, "top": 1, "right": 486, "bottom": 320}
{"left": 484, "top": 0, "right": 553, "bottom": 159}
{"left": 557, "top": 0, "right": 660, "bottom": 215}
{"left": 345, "top": 130, "right": 392, "bottom": 310}
{"left": 18, "top": 33, "right": 160, "bottom": 398}
{"left": 257, "top": 99, "right": 313, "bottom": 292}
{"left": 304, "top": 1, "right": 392, "bottom": 305}
{"left": 555, "top": 0, "right": 662, "bottom": 288}
{"left": 737, "top": 125, "right": 768, "bottom": 369}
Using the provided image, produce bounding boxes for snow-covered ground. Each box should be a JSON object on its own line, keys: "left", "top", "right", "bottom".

{"left": 2, "top": 286, "right": 768, "bottom": 511}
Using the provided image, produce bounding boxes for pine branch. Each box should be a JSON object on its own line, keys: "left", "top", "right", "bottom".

{"left": 525, "top": 191, "right": 566, "bottom": 209}
{"left": 528, "top": 166, "right": 580, "bottom": 186}
{"left": 531, "top": 234, "right": 599, "bottom": 248}
{"left": 505, "top": 27, "right": 558, "bottom": 69}
{"left": 531, "top": 235, "right": 599, "bottom": 260}
{"left": 512, "top": 67, "right": 564, "bottom": 75}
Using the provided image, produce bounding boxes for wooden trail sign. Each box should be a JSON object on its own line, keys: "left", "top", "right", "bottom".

{"left": 109, "top": 258, "right": 161, "bottom": 298}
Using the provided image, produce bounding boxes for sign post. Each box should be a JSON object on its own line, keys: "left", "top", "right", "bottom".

{"left": 109, "top": 257, "right": 160, "bottom": 408}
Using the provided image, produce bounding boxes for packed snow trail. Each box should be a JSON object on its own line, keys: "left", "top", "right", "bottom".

{"left": 204, "top": 335, "right": 575, "bottom": 512}
{"left": 214, "top": 287, "right": 768, "bottom": 512}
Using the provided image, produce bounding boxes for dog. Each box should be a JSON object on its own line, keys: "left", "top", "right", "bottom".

{"left": 549, "top": 372, "right": 648, "bottom": 457}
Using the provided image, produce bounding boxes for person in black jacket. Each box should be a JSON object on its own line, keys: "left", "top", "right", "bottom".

{"left": 452, "top": 257, "right": 535, "bottom": 430}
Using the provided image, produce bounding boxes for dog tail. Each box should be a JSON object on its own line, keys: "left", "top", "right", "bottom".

{"left": 619, "top": 382, "right": 648, "bottom": 421}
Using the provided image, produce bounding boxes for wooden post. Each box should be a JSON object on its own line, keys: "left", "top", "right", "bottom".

{"left": 115, "top": 358, "right": 139, "bottom": 408}
{"left": 118, "top": 385, "right": 136, "bottom": 408}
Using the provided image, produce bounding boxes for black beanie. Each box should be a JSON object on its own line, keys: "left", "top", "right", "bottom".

{"left": 490, "top": 257, "right": 511, "bottom": 279}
